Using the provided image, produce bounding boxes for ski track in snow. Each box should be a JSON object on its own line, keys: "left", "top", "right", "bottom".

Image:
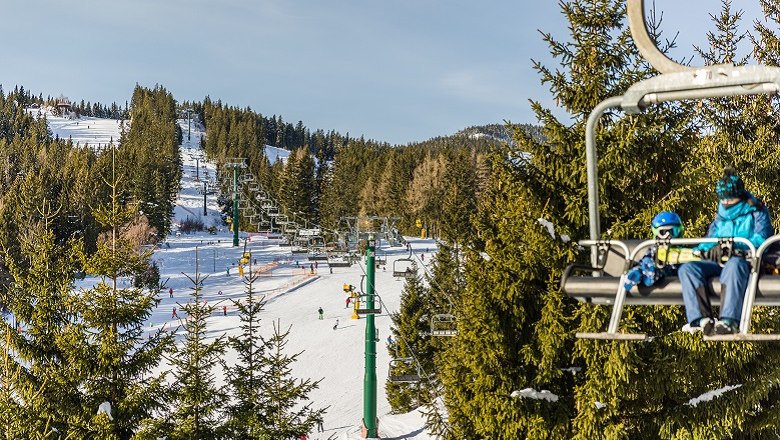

{"left": 50, "top": 116, "right": 437, "bottom": 439}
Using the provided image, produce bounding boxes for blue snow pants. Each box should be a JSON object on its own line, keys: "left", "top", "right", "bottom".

{"left": 679, "top": 257, "right": 750, "bottom": 324}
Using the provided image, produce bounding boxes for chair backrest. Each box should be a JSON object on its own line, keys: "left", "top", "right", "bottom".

{"left": 600, "top": 240, "right": 643, "bottom": 276}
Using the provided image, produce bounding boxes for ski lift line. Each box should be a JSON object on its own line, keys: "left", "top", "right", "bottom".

{"left": 404, "top": 242, "right": 461, "bottom": 311}
{"left": 353, "top": 259, "right": 439, "bottom": 388}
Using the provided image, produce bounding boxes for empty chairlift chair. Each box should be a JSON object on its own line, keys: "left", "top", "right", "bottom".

{"left": 393, "top": 256, "right": 416, "bottom": 279}
{"left": 354, "top": 294, "right": 382, "bottom": 315}
{"left": 327, "top": 252, "right": 352, "bottom": 268}
{"left": 431, "top": 313, "right": 458, "bottom": 337}
{"left": 388, "top": 358, "right": 422, "bottom": 383}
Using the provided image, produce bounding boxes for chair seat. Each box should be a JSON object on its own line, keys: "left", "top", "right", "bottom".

{"left": 563, "top": 275, "right": 780, "bottom": 306}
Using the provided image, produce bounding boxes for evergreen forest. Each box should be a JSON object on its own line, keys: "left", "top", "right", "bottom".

{"left": 3, "top": 0, "right": 780, "bottom": 438}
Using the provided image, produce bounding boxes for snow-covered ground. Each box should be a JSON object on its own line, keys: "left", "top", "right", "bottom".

{"left": 28, "top": 106, "right": 123, "bottom": 148}
{"left": 75, "top": 116, "right": 435, "bottom": 439}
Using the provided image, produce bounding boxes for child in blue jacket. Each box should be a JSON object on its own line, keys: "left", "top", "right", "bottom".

{"left": 624, "top": 211, "right": 684, "bottom": 292}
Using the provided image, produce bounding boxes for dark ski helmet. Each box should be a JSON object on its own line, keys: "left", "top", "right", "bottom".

{"left": 715, "top": 167, "right": 746, "bottom": 200}
{"left": 651, "top": 211, "right": 683, "bottom": 238}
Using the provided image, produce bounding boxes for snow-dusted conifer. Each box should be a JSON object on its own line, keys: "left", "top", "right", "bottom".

{"left": 222, "top": 262, "right": 273, "bottom": 438}
{"left": 386, "top": 263, "right": 434, "bottom": 413}
{"left": 256, "top": 319, "right": 325, "bottom": 439}
{"left": 70, "top": 164, "right": 172, "bottom": 439}
{"left": 164, "top": 270, "right": 227, "bottom": 440}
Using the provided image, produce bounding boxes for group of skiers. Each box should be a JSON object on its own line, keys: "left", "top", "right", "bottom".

{"left": 627, "top": 167, "right": 774, "bottom": 335}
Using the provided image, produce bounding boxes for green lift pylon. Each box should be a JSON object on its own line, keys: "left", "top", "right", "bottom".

{"left": 363, "top": 234, "right": 378, "bottom": 438}
{"left": 224, "top": 158, "right": 246, "bottom": 247}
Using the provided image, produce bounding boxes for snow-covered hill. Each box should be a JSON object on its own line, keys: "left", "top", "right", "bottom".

{"left": 28, "top": 105, "right": 124, "bottom": 148}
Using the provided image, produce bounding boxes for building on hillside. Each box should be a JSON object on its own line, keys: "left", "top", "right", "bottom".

{"left": 56, "top": 96, "right": 77, "bottom": 119}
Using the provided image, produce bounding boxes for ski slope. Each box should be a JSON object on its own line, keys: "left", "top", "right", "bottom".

{"left": 28, "top": 105, "right": 123, "bottom": 148}
{"left": 64, "top": 117, "right": 436, "bottom": 439}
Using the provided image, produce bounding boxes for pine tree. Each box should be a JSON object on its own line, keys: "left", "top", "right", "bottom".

{"left": 641, "top": 2, "right": 780, "bottom": 437}
{"left": 439, "top": 149, "right": 478, "bottom": 244}
{"left": 164, "top": 270, "right": 227, "bottom": 440}
{"left": 405, "top": 153, "right": 447, "bottom": 239}
{"left": 68, "top": 164, "right": 172, "bottom": 439}
{"left": 278, "top": 148, "right": 316, "bottom": 222}
{"left": 0, "top": 210, "right": 84, "bottom": 437}
{"left": 386, "top": 264, "right": 434, "bottom": 413}
{"left": 222, "top": 261, "right": 274, "bottom": 439}
{"left": 437, "top": 0, "right": 698, "bottom": 437}
{"left": 420, "top": 244, "right": 462, "bottom": 438}
{"left": 257, "top": 319, "right": 325, "bottom": 440}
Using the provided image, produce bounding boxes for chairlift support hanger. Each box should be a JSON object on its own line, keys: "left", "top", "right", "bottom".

{"left": 566, "top": 0, "right": 780, "bottom": 341}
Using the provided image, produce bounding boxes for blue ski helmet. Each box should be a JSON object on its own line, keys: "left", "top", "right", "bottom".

{"left": 651, "top": 211, "right": 683, "bottom": 238}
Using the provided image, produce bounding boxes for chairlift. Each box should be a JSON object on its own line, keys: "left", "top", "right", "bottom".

{"left": 309, "top": 235, "right": 326, "bottom": 250}
{"left": 431, "top": 313, "right": 458, "bottom": 337}
{"left": 561, "top": 0, "right": 780, "bottom": 342}
{"left": 240, "top": 173, "right": 255, "bottom": 183}
{"left": 376, "top": 252, "right": 387, "bottom": 266}
{"left": 291, "top": 237, "right": 309, "bottom": 254}
{"left": 392, "top": 254, "right": 416, "bottom": 279}
{"left": 354, "top": 294, "right": 382, "bottom": 315}
{"left": 388, "top": 358, "right": 422, "bottom": 383}
{"left": 308, "top": 251, "right": 328, "bottom": 261}
{"left": 327, "top": 252, "right": 352, "bottom": 268}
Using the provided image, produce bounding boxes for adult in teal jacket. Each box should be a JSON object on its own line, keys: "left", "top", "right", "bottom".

{"left": 679, "top": 168, "right": 773, "bottom": 335}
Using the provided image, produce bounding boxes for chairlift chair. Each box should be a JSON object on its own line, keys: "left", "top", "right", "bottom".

{"left": 388, "top": 358, "right": 422, "bottom": 383}
{"left": 562, "top": 0, "right": 780, "bottom": 342}
{"left": 240, "top": 173, "right": 255, "bottom": 183}
{"left": 308, "top": 251, "right": 328, "bottom": 261}
{"left": 564, "top": 237, "right": 780, "bottom": 341}
{"left": 327, "top": 252, "right": 352, "bottom": 267}
{"left": 393, "top": 258, "right": 416, "bottom": 279}
{"left": 291, "top": 237, "right": 309, "bottom": 254}
{"left": 354, "top": 294, "right": 382, "bottom": 315}
{"left": 431, "top": 313, "right": 458, "bottom": 337}
{"left": 309, "top": 235, "right": 326, "bottom": 250}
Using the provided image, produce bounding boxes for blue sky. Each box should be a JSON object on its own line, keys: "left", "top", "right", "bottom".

{"left": 0, "top": 1, "right": 765, "bottom": 145}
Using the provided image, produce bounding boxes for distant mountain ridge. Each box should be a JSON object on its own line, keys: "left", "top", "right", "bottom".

{"left": 456, "top": 123, "right": 544, "bottom": 145}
